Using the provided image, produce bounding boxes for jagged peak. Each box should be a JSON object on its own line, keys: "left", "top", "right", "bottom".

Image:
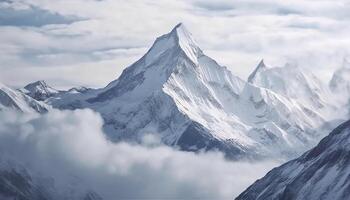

{"left": 257, "top": 59, "right": 266, "bottom": 69}
{"left": 170, "top": 23, "right": 186, "bottom": 34}
{"left": 24, "top": 80, "right": 49, "bottom": 89}
{"left": 168, "top": 23, "right": 194, "bottom": 42}
{"left": 248, "top": 59, "right": 267, "bottom": 83}
{"left": 174, "top": 22, "right": 184, "bottom": 29}
{"left": 145, "top": 23, "right": 202, "bottom": 65}
{"left": 22, "top": 80, "right": 59, "bottom": 101}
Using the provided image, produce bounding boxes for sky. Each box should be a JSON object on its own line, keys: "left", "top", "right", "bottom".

{"left": 1, "top": 0, "right": 350, "bottom": 89}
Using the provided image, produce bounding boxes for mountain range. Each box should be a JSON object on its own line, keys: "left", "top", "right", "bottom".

{"left": 1, "top": 23, "right": 350, "bottom": 200}
{"left": 1, "top": 23, "right": 349, "bottom": 160}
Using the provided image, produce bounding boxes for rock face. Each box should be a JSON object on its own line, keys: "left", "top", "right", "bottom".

{"left": 0, "top": 82, "right": 48, "bottom": 113}
{"left": 236, "top": 119, "right": 350, "bottom": 200}
{"left": 43, "top": 23, "right": 337, "bottom": 159}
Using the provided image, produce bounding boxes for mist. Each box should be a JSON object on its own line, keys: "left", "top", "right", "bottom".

{"left": 0, "top": 109, "right": 279, "bottom": 199}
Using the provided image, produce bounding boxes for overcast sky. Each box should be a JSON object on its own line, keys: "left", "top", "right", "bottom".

{"left": 1, "top": 0, "right": 350, "bottom": 89}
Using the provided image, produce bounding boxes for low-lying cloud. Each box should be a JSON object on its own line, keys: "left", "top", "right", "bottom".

{"left": 0, "top": 109, "right": 279, "bottom": 199}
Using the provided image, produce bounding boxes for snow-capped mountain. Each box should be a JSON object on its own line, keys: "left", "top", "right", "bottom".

{"left": 43, "top": 23, "right": 334, "bottom": 159}
{"left": 20, "top": 80, "right": 60, "bottom": 101}
{"left": 248, "top": 60, "right": 335, "bottom": 115}
{"left": 236, "top": 119, "right": 350, "bottom": 200}
{"left": 0, "top": 82, "right": 48, "bottom": 113}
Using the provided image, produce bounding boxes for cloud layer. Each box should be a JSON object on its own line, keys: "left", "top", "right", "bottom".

{"left": 2, "top": 0, "right": 350, "bottom": 88}
{"left": 0, "top": 109, "right": 278, "bottom": 199}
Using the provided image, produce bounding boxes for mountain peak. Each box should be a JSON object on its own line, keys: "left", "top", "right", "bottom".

{"left": 172, "top": 22, "right": 185, "bottom": 31}
{"left": 257, "top": 59, "right": 266, "bottom": 69}
{"left": 25, "top": 80, "right": 48, "bottom": 88}
{"left": 169, "top": 23, "right": 190, "bottom": 38}
{"left": 87, "top": 23, "right": 203, "bottom": 103}
{"left": 248, "top": 59, "right": 267, "bottom": 83}
{"left": 165, "top": 23, "right": 202, "bottom": 63}
{"left": 22, "top": 80, "right": 59, "bottom": 101}
{"left": 126, "top": 23, "right": 202, "bottom": 75}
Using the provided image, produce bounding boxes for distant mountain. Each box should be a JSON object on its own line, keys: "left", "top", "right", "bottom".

{"left": 42, "top": 23, "right": 338, "bottom": 159}
{"left": 20, "top": 80, "right": 92, "bottom": 102}
{"left": 236, "top": 119, "right": 350, "bottom": 200}
{"left": 0, "top": 82, "right": 48, "bottom": 113}
{"left": 248, "top": 61, "right": 334, "bottom": 114}
{"left": 20, "top": 80, "right": 60, "bottom": 101}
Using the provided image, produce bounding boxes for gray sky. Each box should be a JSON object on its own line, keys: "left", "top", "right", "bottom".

{"left": 1, "top": 0, "right": 350, "bottom": 89}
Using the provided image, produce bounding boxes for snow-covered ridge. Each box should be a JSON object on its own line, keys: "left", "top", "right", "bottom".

{"left": 0, "top": 82, "right": 48, "bottom": 113}
{"left": 237, "top": 119, "right": 350, "bottom": 200}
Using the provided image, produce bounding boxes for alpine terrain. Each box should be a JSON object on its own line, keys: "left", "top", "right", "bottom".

{"left": 0, "top": 22, "right": 349, "bottom": 200}
{"left": 33, "top": 23, "right": 342, "bottom": 160}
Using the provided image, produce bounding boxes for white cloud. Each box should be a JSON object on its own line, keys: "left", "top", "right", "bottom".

{"left": 0, "top": 109, "right": 279, "bottom": 199}
{"left": 1, "top": 0, "right": 350, "bottom": 87}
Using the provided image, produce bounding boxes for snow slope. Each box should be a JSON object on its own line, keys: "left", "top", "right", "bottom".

{"left": 236, "top": 119, "right": 350, "bottom": 200}
{"left": 43, "top": 23, "right": 334, "bottom": 159}
{"left": 0, "top": 82, "right": 48, "bottom": 113}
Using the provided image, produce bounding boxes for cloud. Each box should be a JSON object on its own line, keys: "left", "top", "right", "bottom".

{"left": 0, "top": 109, "right": 279, "bottom": 199}
{"left": 2, "top": 0, "right": 350, "bottom": 88}
{"left": 0, "top": 5, "right": 79, "bottom": 27}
